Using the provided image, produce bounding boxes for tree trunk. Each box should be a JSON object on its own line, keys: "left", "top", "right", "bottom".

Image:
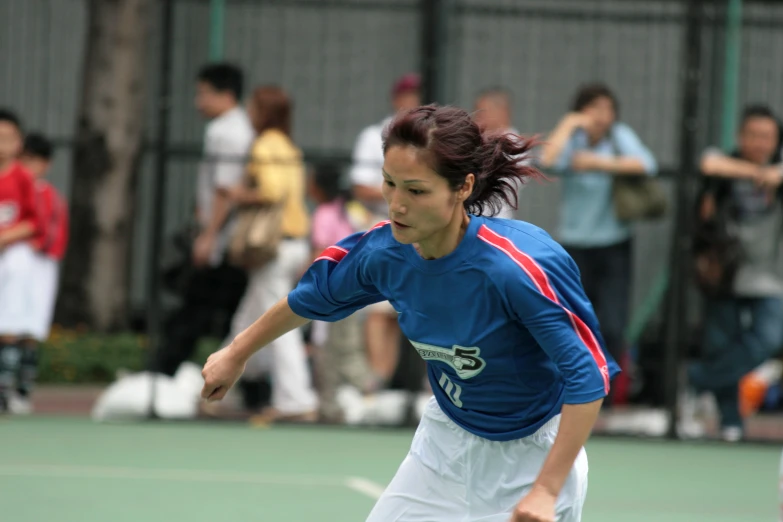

{"left": 56, "top": 0, "right": 151, "bottom": 331}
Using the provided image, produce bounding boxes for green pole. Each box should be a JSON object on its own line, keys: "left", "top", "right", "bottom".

{"left": 720, "top": 0, "right": 742, "bottom": 151}
{"left": 209, "top": 0, "right": 226, "bottom": 61}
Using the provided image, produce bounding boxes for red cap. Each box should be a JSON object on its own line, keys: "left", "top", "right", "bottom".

{"left": 392, "top": 73, "right": 421, "bottom": 97}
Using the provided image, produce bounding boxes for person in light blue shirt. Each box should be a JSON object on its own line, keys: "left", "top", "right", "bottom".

{"left": 201, "top": 105, "right": 618, "bottom": 522}
{"left": 540, "top": 84, "right": 657, "bottom": 398}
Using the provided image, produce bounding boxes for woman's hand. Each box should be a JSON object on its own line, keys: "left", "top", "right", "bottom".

{"left": 201, "top": 344, "right": 248, "bottom": 402}
{"left": 563, "top": 112, "right": 592, "bottom": 131}
{"left": 510, "top": 485, "right": 557, "bottom": 522}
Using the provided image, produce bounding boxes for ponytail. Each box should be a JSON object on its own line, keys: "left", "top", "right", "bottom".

{"left": 467, "top": 132, "right": 541, "bottom": 216}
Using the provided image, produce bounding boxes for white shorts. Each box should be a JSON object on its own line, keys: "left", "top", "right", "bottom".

{"left": 26, "top": 253, "right": 59, "bottom": 341}
{"left": 366, "top": 397, "right": 588, "bottom": 522}
{"left": 0, "top": 243, "right": 38, "bottom": 338}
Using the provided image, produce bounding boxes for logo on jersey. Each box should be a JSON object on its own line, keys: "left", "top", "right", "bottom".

{"left": 410, "top": 341, "right": 486, "bottom": 379}
{"left": 0, "top": 203, "right": 18, "bottom": 227}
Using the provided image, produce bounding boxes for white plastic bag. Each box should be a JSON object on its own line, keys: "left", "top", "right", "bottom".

{"left": 91, "top": 362, "right": 204, "bottom": 422}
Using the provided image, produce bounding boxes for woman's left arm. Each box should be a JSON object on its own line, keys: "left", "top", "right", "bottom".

{"left": 531, "top": 399, "right": 601, "bottom": 495}
{"left": 604, "top": 123, "right": 658, "bottom": 176}
{"left": 511, "top": 400, "right": 601, "bottom": 522}
{"left": 506, "top": 250, "right": 617, "bottom": 521}
{"left": 570, "top": 124, "right": 657, "bottom": 177}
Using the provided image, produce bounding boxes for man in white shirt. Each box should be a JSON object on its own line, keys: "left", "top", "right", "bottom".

{"left": 193, "top": 67, "right": 256, "bottom": 268}
{"left": 155, "top": 63, "right": 255, "bottom": 378}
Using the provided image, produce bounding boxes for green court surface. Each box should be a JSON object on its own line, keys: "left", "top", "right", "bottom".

{"left": 0, "top": 416, "right": 778, "bottom": 521}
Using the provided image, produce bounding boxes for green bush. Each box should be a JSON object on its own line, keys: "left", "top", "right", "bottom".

{"left": 37, "top": 327, "right": 221, "bottom": 384}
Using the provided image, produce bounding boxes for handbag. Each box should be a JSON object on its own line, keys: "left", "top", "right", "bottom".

{"left": 227, "top": 172, "right": 286, "bottom": 270}
{"left": 608, "top": 129, "right": 668, "bottom": 222}
{"left": 612, "top": 176, "right": 668, "bottom": 221}
{"left": 691, "top": 179, "right": 746, "bottom": 298}
{"left": 691, "top": 213, "right": 742, "bottom": 298}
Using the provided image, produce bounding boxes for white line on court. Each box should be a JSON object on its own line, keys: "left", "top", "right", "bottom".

{"left": 0, "top": 464, "right": 387, "bottom": 499}
{"left": 344, "top": 476, "right": 386, "bottom": 499}
{"left": 0, "top": 464, "right": 341, "bottom": 487}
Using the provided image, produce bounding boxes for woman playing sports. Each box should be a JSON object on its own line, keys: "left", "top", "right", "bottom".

{"left": 201, "top": 105, "right": 619, "bottom": 522}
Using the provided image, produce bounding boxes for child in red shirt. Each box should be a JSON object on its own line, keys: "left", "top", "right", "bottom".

{"left": 12, "top": 134, "right": 69, "bottom": 413}
{"left": 0, "top": 110, "right": 42, "bottom": 413}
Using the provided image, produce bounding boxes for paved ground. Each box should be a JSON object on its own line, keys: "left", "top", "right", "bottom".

{"left": 3, "top": 416, "right": 778, "bottom": 522}
{"left": 27, "top": 385, "right": 783, "bottom": 442}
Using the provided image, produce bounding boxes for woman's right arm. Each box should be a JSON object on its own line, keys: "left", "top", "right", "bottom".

{"left": 232, "top": 297, "right": 309, "bottom": 360}
{"left": 539, "top": 113, "right": 588, "bottom": 169}
{"left": 201, "top": 228, "right": 386, "bottom": 401}
{"left": 201, "top": 297, "right": 308, "bottom": 401}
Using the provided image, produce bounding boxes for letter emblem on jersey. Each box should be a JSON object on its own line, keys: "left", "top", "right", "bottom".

{"left": 410, "top": 341, "right": 486, "bottom": 379}
{"left": 0, "top": 203, "right": 18, "bottom": 227}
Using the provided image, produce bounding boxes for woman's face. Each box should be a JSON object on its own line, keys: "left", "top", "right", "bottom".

{"left": 381, "top": 145, "right": 470, "bottom": 249}
{"left": 582, "top": 95, "right": 616, "bottom": 140}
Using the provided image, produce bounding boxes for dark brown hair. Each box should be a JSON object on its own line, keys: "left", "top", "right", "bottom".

{"left": 197, "top": 63, "right": 244, "bottom": 100}
{"left": 383, "top": 105, "right": 541, "bottom": 216}
{"left": 571, "top": 83, "right": 619, "bottom": 115}
{"left": 249, "top": 86, "right": 292, "bottom": 136}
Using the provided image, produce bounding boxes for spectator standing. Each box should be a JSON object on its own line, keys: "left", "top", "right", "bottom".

{"left": 153, "top": 63, "right": 255, "bottom": 378}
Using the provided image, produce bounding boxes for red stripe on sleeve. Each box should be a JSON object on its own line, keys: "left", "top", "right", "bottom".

{"left": 478, "top": 225, "right": 610, "bottom": 394}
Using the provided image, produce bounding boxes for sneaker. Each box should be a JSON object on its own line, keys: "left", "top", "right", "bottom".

{"left": 8, "top": 393, "right": 31, "bottom": 415}
{"left": 677, "top": 418, "right": 707, "bottom": 439}
{"left": 721, "top": 426, "right": 743, "bottom": 442}
{"left": 677, "top": 387, "right": 706, "bottom": 439}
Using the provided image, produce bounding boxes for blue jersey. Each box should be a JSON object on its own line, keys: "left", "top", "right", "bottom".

{"left": 288, "top": 216, "right": 620, "bottom": 441}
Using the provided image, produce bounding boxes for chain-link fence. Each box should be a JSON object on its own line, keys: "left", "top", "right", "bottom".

{"left": 3, "top": 0, "right": 783, "bottom": 439}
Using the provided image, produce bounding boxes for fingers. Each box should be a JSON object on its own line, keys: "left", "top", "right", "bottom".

{"left": 207, "top": 385, "right": 226, "bottom": 402}
{"left": 200, "top": 362, "right": 220, "bottom": 400}
{"left": 200, "top": 382, "right": 216, "bottom": 400}
{"left": 200, "top": 382, "right": 226, "bottom": 402}
{"left": 200, "top": 348, "right": 234, "bottom": 401}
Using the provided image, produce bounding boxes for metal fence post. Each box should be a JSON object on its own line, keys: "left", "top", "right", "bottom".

{"left": 663, "top": 0, "right": 705, "bottom": 439}
{"left": 146, "top": 0, "right": 175, "bottom": 419}
{"left": 420, "top": 0, "right": 449, "bottom": 104}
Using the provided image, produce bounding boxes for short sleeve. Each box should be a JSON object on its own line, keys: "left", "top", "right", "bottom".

{"left": 288, "top": 230, "right": 385, "bottom": 322}
{"left": 17, "top": 168, "right": 41, "bottom": 233}
{"left": 612, "top": 123, "right": 658, "bottom": 176}
{"left": 349, "top": 125, "right": 384, "bottom": 188}
{"left": 55, "top": 191, "right": 70, "bottom": 255}
{"left": 206, "top": 126, "right": 252, "bottom": 190}
{"left": 701, "top": 146, "right": 725, "bottom": 161}
{"left": 553, "top": 133, "right": 577, "bottom": 173}
{"left": 247, "top": 135, "right": 296, "bottom": 203}
{"left": 502, "top": 246, "right": 618, "bottom": 404}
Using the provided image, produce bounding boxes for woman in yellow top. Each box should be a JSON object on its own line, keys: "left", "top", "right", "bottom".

{"left": 225, "top": 86, "right": 318, "bottom": 422}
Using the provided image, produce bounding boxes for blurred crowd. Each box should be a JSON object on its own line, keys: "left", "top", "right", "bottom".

{"left": 3, "top": 61, "right": 783, "bottom": 443}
